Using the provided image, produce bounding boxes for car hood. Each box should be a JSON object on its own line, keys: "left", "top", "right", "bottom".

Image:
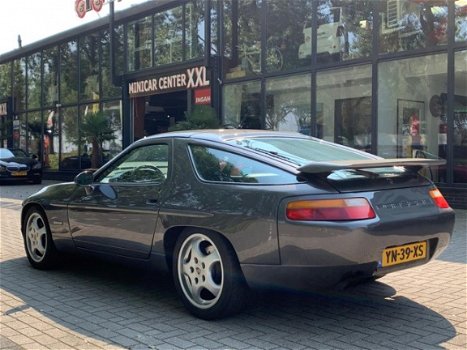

{"left": 0, "top": 156, "right": 37, "bottom": 167}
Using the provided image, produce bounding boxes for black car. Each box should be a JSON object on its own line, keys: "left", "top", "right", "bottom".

{"left": 0, "top": 148, "right": 42, "bottom": 184}
{"left": 21, "top": 130, "right": 454, "bottom": 319}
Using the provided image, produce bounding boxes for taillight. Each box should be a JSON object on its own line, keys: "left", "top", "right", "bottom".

{"left": 429, "top": 189, "right": 450, "bottom": 209}
{"left": 286, "top": 198, "right": 376, "bottom": 221}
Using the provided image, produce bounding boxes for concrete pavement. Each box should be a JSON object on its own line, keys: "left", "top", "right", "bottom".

{"left": 1, "top": 181, "right": 466, "bottom": 349}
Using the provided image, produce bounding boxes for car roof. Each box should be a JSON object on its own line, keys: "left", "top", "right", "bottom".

{"left": 141, "top": 129, "right": 312, "bottom": 143}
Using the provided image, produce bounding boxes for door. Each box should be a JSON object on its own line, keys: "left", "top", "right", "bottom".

{"left": 68, "top": 143, "right": 170, "bottom": 258}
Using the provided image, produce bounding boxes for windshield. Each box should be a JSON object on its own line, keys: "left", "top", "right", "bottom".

{"left": 0, "top": 148, "right": 15, "bottom": 158}
{"left": 227, "top": 137, "right": 376, "bottom": 166}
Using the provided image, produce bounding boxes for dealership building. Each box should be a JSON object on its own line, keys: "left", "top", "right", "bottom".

{"left": 0, "top": 0, "right": 466, "bottom": 207}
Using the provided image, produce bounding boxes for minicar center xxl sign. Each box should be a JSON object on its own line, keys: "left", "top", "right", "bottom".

{"left": 128, "top": 66, "right": 210, "bottom": 98}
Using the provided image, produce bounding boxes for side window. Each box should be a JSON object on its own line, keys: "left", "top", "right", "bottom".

{"left": 189, "top": 145, "right": 297, "bottom": 184}
{"left": 97, "top": 144, "right": 168, "bottom": 183}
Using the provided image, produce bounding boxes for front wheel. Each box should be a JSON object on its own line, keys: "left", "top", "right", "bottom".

{"left": 173, "top": 228, "right": 247, "bottom": 319}
{"left": 22, "top": 207, "right": 58, "bottom": 269}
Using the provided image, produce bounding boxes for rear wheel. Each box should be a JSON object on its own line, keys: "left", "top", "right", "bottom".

{"left": 22, "top": 207, "right": 58, "bottom": 269}
{"left": 173, "top": 228, "right": 247, "bottom": 319}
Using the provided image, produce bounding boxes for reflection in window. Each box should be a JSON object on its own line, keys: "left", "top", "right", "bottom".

{"left": 224, "top": 0, "right": 262, "bottom": 78}
{"left": 18, "top": 114, "right": 27, "bottom": 151}
{"left": 101, "top": 30, "right": 121, "bottom": 98}
{"left": 99, "top": 144, "right": 168, "bottom": 183}
{"left": 223, "top": 81, "right": 261, "bottom": 128}
{"left": 27, "top": 111, "right": 42, "bottom": 163}
{"left": 317, "top": 65, "right": 372, "bottom": 152}
{"left": 265, "top": 74, "right": 311, "bottom": 134}
{"left": 60, "top": 41, "right": 78, "bottom": 104}
{"left": 102, "top": 100, "right": 123, "bottom": 162}
{"left": 42, "top": 47, "right": 59, "bottom": 107}
{"left": 266, "top": 0, "right": 312, "bottom": 72}
{"left": 114, "top": 25, "right": 125, "bottom": 76}
{"left": 12, "top": 59, "right": 26, "bottom": 112}
{"left": 455, "top": 0, "right": 467, "bottom": 42}
{"left": 316, "top": 0, "right": 372, "bottom": 63}
{"left": 27, "top": 52, "right": 41, "bottom": 109}
{"left": 378, "top": 54, "right": 447, "bottom": 182}
{"left": 186, "top": 1, "right": 206, "bottom": 60}
{"left": 154, "top": 8, "right": 183, "bottom": 66}
{"left": 190, "top": 145, "right": 297, "bottom": 184}
{"left": 80, "top": 33, "right": 100, "bottom": 101}
{"left": 454, "top": 50, "right": 467, "bottom": 183}
{"left": 128, "top": 16, "right": 153, "bottom": 71}
{"left": 0, "top": 63, "right": 11, "bottom": 96}
{"left": 44, "top": 109, "right": 59, "bottom": 171}
{"left": 60, "top": 107, "right": 80, "bottom": 170}
{"left": 379, "top": 0, "right": 448, "bottom": 53}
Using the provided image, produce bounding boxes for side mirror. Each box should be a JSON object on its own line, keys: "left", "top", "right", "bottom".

{"left": 74, "top": 171, "right": 94, "bottom": 186}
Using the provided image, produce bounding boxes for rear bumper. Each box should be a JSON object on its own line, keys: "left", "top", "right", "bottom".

{"left": 241, "top": 239, "right": 447, "bottom": 291}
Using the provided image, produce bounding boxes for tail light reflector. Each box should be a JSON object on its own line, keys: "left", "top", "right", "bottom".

{"left": 429, "top": 189, "right": 450, "bottom": 209}
{"left": 286, "top": 198, "right": 376, "bottom": 221}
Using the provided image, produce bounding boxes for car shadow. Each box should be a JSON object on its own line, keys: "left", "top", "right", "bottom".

{"left": 1, "top": 255, "right": 457, "bottom": 349}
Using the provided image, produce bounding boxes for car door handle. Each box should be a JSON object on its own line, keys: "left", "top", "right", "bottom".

{"left": 146, "top": 199, "right": 158, "bottom": 205}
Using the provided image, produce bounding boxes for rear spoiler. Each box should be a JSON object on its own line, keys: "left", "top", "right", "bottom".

{"left": 298, "top": 158, "right": 446, "bottom": 175}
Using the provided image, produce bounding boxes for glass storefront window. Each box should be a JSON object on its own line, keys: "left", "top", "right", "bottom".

{"left": 102, "top": 100, "right": 123, "bottom": 163}
{"left": 265, "top": 74, "right": 311, "bottom": 133}
{"left": 128, "top": 15, "right": 153, "bottom": 71}
{"left": 454, "top": 50, "right": 467, "bottom": 183}
{"left": 378, "top": 54, "right": 447, "bottom": 181}
{"left": 45, "top": 108, "right": 59, "bottom": 171}
{"left": 27, "top": 52, "right": 41, "bottom": 109}
{"left": 60, "top": 40, "right": 78, "bottom": 104}
{"left": 18, "top": 114, "right": 27, "bottom": 151}
{"left": 27, "top": 111, "right": 43, "bottom": 161}
{"left": 60, "top": 106, "right": 79, "bottom": 170}
{"left": 266, "top": 0, "right": 312, "bottom": 72}
{"left": 12, "top": 59, "right": 26, "bottom": 112}
{"left": 102, "top": 30, "right": 122, "bottom": 98}
{"left": 455, "top": 0, "right": 467, "bottom": 42}
{"left": 0, "top": 63, "right": 11, "bottom": 96}
{"left": 80, "top": 33, "right": 101, "bottom": 101}
{"left": 317, "top": 0, "right": 373, "bottom": 63}
{"left": 224, "top": 0, "right": 263, "bottom": 79}
{"left": 379, "top": 0, "right": 448, "bottom": 53}
{"left": 114, "top": 24, "right": 125, "bottom": 76}
{"left": 223, "top": 80, "right": 261, "bottom": 128}
{"left": 317, "top": 65, "right": 372, "bottom": 151}
{"left": 154, "top": 8, "right": 183, "bottom": 66}
{"left": 42, "top": 46, "right": 59, "bottom": 107}
{"left": 186, "top": 0, "right": 206, "bottom": 60}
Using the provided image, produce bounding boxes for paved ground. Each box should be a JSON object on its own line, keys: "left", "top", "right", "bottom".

{"left": 1, "top": 181, "right": 466, "bottom": 350}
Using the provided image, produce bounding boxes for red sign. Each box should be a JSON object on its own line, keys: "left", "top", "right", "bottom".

{"left": 92, "top": 0, "right": 105, "bottom": 12}
{"left": 194, "top": 88, "right": 211, "bottom": 105}
{"left": 75, "top": 0, "right": 86, "bottom": 18}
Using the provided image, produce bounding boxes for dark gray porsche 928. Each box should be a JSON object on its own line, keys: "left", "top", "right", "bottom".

{"left": 21, "top": 130, "right": 455, "bottom": 319}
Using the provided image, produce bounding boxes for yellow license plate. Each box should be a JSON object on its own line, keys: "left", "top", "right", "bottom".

{"left": 382, "top": 241, "right": 427, "bottom": 267}
{"left": 11, "top": 171, "right": 27, "bottom": 176}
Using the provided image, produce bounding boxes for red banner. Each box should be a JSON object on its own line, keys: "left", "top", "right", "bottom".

{"left": 194, "top": 88, "right": 211, "bottom": 105}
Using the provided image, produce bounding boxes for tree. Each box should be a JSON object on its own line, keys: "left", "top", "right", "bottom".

{"left": 169, "top": 105, "right": 219, "bottom": 131}
{"left": 80, "top": 111, "right": 117, "bottom": 168}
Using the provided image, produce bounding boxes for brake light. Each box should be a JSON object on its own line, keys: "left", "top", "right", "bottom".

{"left": 429, "top": 189, "right": 450, "bottom": 209}
{"left": 286, "top": 198, "right": 376, "bottom": 221}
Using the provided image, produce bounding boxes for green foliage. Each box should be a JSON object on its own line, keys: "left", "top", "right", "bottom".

{"left": 169, "top": 105, "right": 219, "bottom": 131}
{"left": 80, "top": 111, "right": 117, "bottom": 168}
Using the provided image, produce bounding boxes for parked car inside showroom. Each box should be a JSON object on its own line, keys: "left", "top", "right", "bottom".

{"left": 0, "top": 148, "right": 42, "bottom": 184}
{"left": 20, "top": 130, "right": 454, "bottom": 319}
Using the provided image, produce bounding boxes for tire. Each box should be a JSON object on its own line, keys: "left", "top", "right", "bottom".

{"left": 32, "top": 178, "right": 42, "bottom": 184}
{"left": 172, "top": 228, "right": 247, "bottom": 319}
{"left": 22, "top": 207, "right": 58, "bottom": 269}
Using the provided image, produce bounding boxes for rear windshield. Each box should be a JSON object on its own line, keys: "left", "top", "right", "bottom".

{"left": 227, "top": 137, "right": 412, "bottom": 180}
{"left": 227, "top": 137, "right": 375, "bottom": 166}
